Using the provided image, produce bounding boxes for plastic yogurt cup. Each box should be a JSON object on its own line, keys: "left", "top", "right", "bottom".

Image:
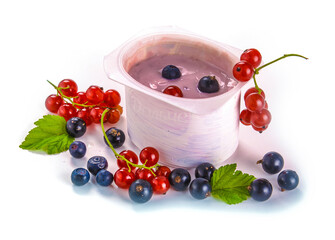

{"left": 104, "top": 26, "right": 247, "bottom": 168}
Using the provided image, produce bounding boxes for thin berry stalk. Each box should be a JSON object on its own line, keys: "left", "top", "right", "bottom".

{"left": 252, "top": 53, "right": 308, "bottom": 94}
{"left": 100, "top": 108, "right": 158, "bottom": 175}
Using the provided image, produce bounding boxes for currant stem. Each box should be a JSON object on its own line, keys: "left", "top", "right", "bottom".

{"left": 100, "top": 108, "right": 157, "bottom": 176}
{"left": 252, "top": 53, "right": 308, "bottom": 95}
{"left": 47, "top": 80, "right": 95, "bottom": 108}
{"left": 255, "top": 54, "right": 308, "bottom": 73}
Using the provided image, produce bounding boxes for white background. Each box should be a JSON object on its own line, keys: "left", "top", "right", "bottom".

{"left": 1, "top": 0, "right": 334, "bottom": 239}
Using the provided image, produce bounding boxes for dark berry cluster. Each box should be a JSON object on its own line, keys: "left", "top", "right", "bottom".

{"left": 45, "top": 79, "right": 123, "bottom": 125}
{"left": 71, "top": 138, "right": 219, "bottom": 203}
{"left": 249, "top": 151, "right": 299, "bottom": 201}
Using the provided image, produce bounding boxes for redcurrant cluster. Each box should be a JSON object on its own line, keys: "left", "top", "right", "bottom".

{"left": 240, "top": 87, "right": 271, "bottom": 132}
{"left": 114, "top": 147, "right": 171, "bottom": 195}
{"left": 232, "top": 49, "right": 270, "bottom": 132}
{"left": 233, "top": 49, "right": 307, "bottom": 133}
{"left": 45, "top": 79, "right": 123, "bottom": 125}
{"left": 233, "top": 48, "right": 262, "bottom": 82}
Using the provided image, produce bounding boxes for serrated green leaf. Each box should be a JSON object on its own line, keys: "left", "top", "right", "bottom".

{"left": 19, "top": 115, "right": 74, "bottom": 154}
{"left": 210, "top": 164, "right": 256, "bottom": 205}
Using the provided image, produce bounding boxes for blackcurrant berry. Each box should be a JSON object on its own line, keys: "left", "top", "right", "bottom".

{"left": 168, "top": 168, "right": 191, "bottom": 191}
{"left": 87, "top": 156, "right": 108, "bottom": 176}
{"left": 66, "top": 117, "right": 86, "bottom": 138}
{"left": 197, "top": 76, "right": 220, "bottom": 93}
{"left": 71, "top": 168, "right": 90, "bottom": 186}
{"left": 96, "top": 169, "right": 113, "bottom": 187}
{"left": 195, "top": 162, "right": 216, "bottom": 181}
{"left": 189, "top": 178, "right": 211, "bottom": 200}
{"left": 249, "top": 178, "right": 273, "bottom": 201}
{"left": 277, "top": 170, "right": 299, "bottom": 191}
{"left": 104, "top": 127, "right": 125, "bottom": 149}
{"left": 258, "top": 151, "right": 284, "bottom": 174}
{"left": 162, "top": 65, "right": 181, "bottom": 79}
{"left": 69, "top": 141, "right": 86, "bottom": 158}
{"left": 128, "top": 179, "right": 153, "bottom": 203}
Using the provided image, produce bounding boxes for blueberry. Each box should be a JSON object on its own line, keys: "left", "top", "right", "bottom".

{"left": 277, "top": 170, "right": 299, "bottom": 191}
{"left": 195, "top": 162, "right": 216, "bottom": 181}
{"left": 189, "top": 178, "right": 211, "bottom": 200}
{"left": 128, "top": 179, "right": 153, "bottom": 203}
{"left": 168, "top": 168, "right": 191, "bottom": 191}
{"left": 162, "top": 65, "right": 181, "bottom": 79}
{"left": 69, "top": 141, "right": 86, "bottom": 158}
{"left": 87, "top": 156, "right": 108, "bottom": 176}
{"left": 197, "top": 76, "right": 220, "bottom": 93}
{"left": 259, "top": 151, "right": 284, "bottom": 174}
{"left": 71, "top": 168, "right": 90, "bottom": 186}
{"left": 96, "top": 169, "right": 113, "bottom": 187}
{"left": 104, "top": 127, "right": 125, "bottom": 149}
{"left": 66, "top": 117, "right": 86, "bottom": 138}
{"left": 249, "top": 178, "right": 273, "bottom": 201}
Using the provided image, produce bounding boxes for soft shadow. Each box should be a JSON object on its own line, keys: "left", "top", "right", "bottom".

{"left": 72, "top": 183, "right": 93, "bottom": 195}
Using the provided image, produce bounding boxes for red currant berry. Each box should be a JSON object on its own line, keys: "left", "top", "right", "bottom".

{"left": 116, "top": 105, "right": 123, "bottom": 115}
{"left": 244, "top": 87, "right": 265, "bottom": 101}
{"left": 139, "top": 147, "right": 159, "bottom": 167}
{"left": 98, "top": 102, "right": 109, "bottom": 108}
{"left": 107, "top": 109, "right": 121, "bottom": 124}
{"left": 239, "top": 109, "right": 252, "bottom": 126}
{"left": 250, "top": 109, "right": 272, "bottom": 128}
{"left": 151, "top": 176, "right": 170, "bottom": 194}
{"left": 156, "top": 166, "right": 171, "bottom": 178}
{"left": 264, "top": 100, "right": 268, "bottom": 109}
{"left": 57, "top": 103, "right": 77, "bottom": 121}
{"left": 86, "top": 86, "right": 104, "bottom": 104}
{"left": 58, "top": 79, "right": 78, "bottom": 97}
{"left": 117, "top": 150, "right": 139, "bottom": 170}
{"left": 90, "top": 106, "right": 108, "bottom": 123}
{"left": 135, "top": 168, "right": 155, "bottom": 183}
{"left": 252, "top": 124, "right": 268, "bottom": 133}
{"left": 240, "top": 48, "right": 262, "bottom": 68}
{"left": 163, "top": 85, "right": 183, "bottom": 97}
{"left": 76, "top": 108, "right": 92, "bottom": 126}
{"left": 232, "top": 61, "right": 254, "bottom": 82}
{"left": 45, "top": 94, "right": 64, "bottom": 113}
{"left": 245, "top": 93, "right": 265, "bottom": 112}
{"left": 114, "top": 168, "right": 135, "bottom": 189}
{"left": 104, "top": 89, "right": 121, "bottom": 108}
{"left": 73, "top": 92, "right": 89, "bottom": 109}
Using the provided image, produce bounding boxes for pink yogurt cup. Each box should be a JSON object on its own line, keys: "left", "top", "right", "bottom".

{"left": 104, "top": 26, "right": 247, "bottom": 168}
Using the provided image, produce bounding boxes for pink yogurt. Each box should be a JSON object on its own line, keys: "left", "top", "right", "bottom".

{"left": 128, "top": 54, "right": 237, "bottom": 99}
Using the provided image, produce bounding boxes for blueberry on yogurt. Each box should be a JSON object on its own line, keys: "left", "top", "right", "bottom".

{"left": 162, "top": 65, "right": 181, "bottom": 79}
{"left": 198, "top": 76, "right": 220, "bottom": 93}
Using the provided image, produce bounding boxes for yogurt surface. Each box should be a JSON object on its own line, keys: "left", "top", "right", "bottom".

{"left": 127, "top": 54, "right": 237, "bottom": 99}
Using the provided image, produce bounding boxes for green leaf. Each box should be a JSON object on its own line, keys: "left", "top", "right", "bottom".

{"left": 19, "top": 115, "right": 75, "bottom": 154}
{"left": 210, "top": 164, "right": 256, "bottom": 205}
